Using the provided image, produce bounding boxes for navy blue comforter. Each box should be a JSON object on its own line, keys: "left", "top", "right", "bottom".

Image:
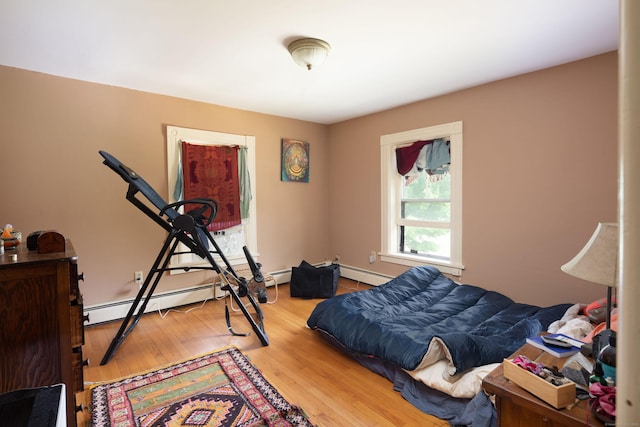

{"left": 306, "top": 266, "right": 571, "bottom": 374}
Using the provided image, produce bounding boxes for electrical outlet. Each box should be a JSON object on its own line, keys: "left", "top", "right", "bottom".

{"left": 134, "top": 271, "right": 143, "bottom": 286}
{"left": 334, "top": 254, "right": 341, "bottom": 264}
{"left": 369, "top": 251, "right": 376, "bottom": 264}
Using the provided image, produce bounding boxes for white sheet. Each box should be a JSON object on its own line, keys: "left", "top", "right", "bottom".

{"left": 406, "top": 360, "right": 500, "bottom": 398}
{"left": 405, "top": 303, "right": 593, "bottom": 399}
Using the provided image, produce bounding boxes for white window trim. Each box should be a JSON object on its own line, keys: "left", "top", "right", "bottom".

{"left": 380, "top": 121, "right": 464, "bottom": 276}
{"left": 166, "top": 125, "right": 258, "bottom": 272}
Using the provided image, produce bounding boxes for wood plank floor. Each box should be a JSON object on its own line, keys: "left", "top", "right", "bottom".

{"left": 76, "top": 278, "right": 448, "bottom": 426}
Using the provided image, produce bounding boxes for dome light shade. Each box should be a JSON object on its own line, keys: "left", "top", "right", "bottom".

{"left": 287, "top": 38, "right": 331, "bottom": 70}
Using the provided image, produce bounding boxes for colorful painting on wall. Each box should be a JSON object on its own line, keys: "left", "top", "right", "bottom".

{"left": 281, "top": 138, "right": 310, "bottom": 182}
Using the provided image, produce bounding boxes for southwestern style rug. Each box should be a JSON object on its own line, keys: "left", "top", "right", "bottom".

{"left": 90, "top": 347, "right": 314, "bottom": 427}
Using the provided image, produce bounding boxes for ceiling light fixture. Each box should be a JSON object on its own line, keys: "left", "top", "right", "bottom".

{"left": 287, "top": 38, "right": 331, "bottom": 70}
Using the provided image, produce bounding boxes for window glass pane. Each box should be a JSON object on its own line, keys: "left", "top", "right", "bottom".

{"left": 401, "top": 173, "right": 451, "bottom": 222}
{"left": 403, "top": 173, "right": 451, "bottom": 200}
{"left": 402, "top": 201, "right": 450, "bottom": 222}
{"left": 401, "top": 226, "right": 451, "bottom": 261}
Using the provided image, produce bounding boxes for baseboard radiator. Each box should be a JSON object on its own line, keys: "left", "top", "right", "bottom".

{"left": 84, "top": 263, "right": 393, "bottom": 326}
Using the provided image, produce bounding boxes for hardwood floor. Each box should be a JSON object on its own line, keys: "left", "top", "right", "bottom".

{"left": 76, "top": 278, "right": 448, "bottom": 426}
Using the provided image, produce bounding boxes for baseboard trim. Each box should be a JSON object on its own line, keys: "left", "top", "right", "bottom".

{"left": 338, "top": 264, "right": 393, "bottom": 286}
{"left": 84, "top": 283, "right": 215, "bottom": 326}
{"left": 84, "top": 264, "right": 390, "bottom": 325}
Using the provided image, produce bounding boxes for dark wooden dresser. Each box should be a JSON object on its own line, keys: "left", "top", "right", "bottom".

{"left": 0, "top": 240, "right": 87, "bottom": 427}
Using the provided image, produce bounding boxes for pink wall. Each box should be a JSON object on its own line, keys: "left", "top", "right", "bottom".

{"left": 0, "top": 66, "right": 330, "bottom": 306}
{"left": 329, "top": 52, "right": 618, "bottom": 306}
{"left": 0, "top": 51, "right": 617, "bottom": 308}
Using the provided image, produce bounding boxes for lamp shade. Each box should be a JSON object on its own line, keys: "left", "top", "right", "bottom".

{"left": 287, "top": 38, "right": 330, "bottom": 70}
{"left": 561, "top": 222, "right": 618, "bottom": 287}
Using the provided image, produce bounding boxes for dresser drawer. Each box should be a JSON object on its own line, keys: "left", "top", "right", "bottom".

{"left": 71, "top": 347, "right": 86, "bottom": 392}
{"left": 68, "top": 260, "right": 86, "bottom": 305}
{"left": 70, "top": 300, "right": 85, "bottom": 347}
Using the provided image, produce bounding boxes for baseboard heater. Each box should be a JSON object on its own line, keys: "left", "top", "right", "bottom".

{"left": 84, "top": 264, "right": 392, "bottom": 325}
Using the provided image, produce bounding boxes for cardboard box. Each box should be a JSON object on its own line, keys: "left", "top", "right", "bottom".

{"left": 503, "top": 358, "right": 576, "bottom": 409}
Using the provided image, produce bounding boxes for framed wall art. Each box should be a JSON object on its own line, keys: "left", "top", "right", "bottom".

{"left": 281, "top": 138, "right": 310, "bottom": 182}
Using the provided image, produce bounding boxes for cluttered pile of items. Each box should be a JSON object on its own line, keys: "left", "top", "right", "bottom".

{"left": 506, "top": 223, "right": 619, "bottom": 426}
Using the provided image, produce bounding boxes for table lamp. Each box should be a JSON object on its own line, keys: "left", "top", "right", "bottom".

{"left": 561, "top": 222, "right": 618, "bottom": 354}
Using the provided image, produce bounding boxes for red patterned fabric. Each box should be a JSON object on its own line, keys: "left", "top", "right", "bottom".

{"left": 395, "top": 140, "right": 433, "bottom": 175}
{"left": 182, "top": 142, "right": 241, "bottom": 231}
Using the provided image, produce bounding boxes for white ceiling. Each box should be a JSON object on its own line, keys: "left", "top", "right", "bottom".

{"left": 0, "top": 1, "right": 619, "bottom": 124}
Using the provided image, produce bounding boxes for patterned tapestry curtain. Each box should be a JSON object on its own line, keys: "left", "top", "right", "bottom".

{"left": 181, "top": 141, "right": 241, "bottom": 232}
{"left": 395, "top": 138, "right": 450, "bottom": 182}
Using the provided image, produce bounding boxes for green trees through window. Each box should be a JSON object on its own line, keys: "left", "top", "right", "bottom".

{"left": 400, "top": 173, "right": 451, "bottom": 260}
{"left": 380, "top": 121, "right": 462, "bottom": 276}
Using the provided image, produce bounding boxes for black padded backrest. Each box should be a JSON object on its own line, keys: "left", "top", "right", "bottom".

{"left": 99, "top": 150, "right": 179, "bottom": 221}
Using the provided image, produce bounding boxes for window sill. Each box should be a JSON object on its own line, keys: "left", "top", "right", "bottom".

{"left": 380, "top": 253, "right": 464, "bottom": 277}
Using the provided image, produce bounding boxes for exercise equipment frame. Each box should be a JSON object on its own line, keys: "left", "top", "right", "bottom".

{"left": 98, "top": 150, "right": 268, "bottom": 365}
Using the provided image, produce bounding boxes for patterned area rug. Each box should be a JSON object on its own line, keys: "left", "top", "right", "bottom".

{"left": 90, "top": 347, "right": 314, "bottom": 427}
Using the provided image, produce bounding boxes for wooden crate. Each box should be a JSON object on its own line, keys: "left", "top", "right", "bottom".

{"left": 502, "top": 358, "right": 576, "bottom": 409}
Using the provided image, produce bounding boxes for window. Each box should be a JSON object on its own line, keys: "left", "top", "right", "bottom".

{"left": 166, "top": 126, "right": 257, "bottom": 271}
{"left": 380, "top": 121, "right": 463, "bottom": 276}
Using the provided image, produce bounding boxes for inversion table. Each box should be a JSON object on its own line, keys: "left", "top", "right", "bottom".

{"left": 98, "top": 150, "right": 268, "bottom": 365}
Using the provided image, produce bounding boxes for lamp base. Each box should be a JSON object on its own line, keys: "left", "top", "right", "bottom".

{"left": 592, "top": 328, "right": 616, "bottom": 359}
